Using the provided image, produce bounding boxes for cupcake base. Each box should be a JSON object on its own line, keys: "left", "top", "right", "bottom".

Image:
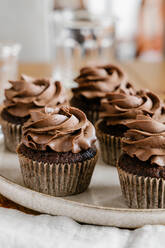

{"left": 95, "top": 120, "right": 125, "bottom": 166}
{"left": 1, "top": 118, "right": 22, "bottom": 152}
{"left": 118, "top": 153, "right": 165, "bottom": 209}
{"left": 1, "top": 108, "right": 29, "bottom": 152}
{"left": 17, "top": 144, "right": 98, "bottom": 197}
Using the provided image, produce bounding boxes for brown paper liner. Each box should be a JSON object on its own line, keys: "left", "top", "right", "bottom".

{"left": 95, "top": 121, "right": 122, "bottom": 166}
{"left": 117, "top": 165, "right": 165, "bottom": 209}
{"left": 17, "top": 150, "right": 98, "bottom": 197}
{"left": 1, "top": 118, "right": 22, "bottom": 152}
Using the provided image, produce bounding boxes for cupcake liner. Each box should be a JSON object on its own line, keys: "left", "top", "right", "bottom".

{"left": 1, "top": 118, "right": 22, "bottom": 152}
{"left": 117, "top": 165, "right": 165, "bottom": 209}
{"left": 84, "top": 110, "right": 99, "bottom": 124}
{"left": 95, "top": 121, "right": 122, "bottom": 166}
{"left": 17, "top": 150, "right": 98, "bottom": 197}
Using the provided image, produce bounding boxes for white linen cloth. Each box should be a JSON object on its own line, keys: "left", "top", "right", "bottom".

{"left": 0, "top": 207, "right": 165, "bottom": 248}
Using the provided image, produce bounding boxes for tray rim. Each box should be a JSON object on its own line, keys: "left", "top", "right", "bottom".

{"left": 1, "top": 173, "right": 165, "bottom": 228}
{"left": 0, "top": 172, "right": 165, "bottom": 214}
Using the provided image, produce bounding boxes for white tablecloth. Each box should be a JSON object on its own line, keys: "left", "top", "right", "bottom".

{"left": 0, "top": 207, "right": 165, "bottom": 248}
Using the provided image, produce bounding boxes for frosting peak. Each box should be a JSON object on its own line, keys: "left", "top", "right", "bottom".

{"left": 22, "top": 106, "right": 96, "bottom": 153}
{"left": 100, "top": 89, "right": 164, "bottom": 126}
{"left": 123, "top": 115, "right": 165, "bottom": 166}
{"left": 4, "top": 75, "right": 67, "bottom": 117}
{"left": 72, "top": 64, "right": 128, "bottom": 99}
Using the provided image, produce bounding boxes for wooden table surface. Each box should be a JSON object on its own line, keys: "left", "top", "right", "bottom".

{"left": 19, "top": 61, "right": 165, "bottom": 97}
{"left": 0, "top": 61, "right": 164, "bottom": 214}
{"left": 124, "top": 61, "right": 165, "bottom": 99}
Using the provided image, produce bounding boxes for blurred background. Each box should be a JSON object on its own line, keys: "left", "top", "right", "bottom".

{"left": 0, "top": 0, "right": 164, "bottom": 92}
{"left": 0, "top": 0, "right": 164, "bottom": 62}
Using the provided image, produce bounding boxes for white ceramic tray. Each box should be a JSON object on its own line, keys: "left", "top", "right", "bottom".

{"left": 1, "top": 136, "right": 165, "bottom": 228}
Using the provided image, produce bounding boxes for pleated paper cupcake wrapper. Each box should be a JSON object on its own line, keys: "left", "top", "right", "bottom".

{"left": 85, "top": 110, "right": 99, "bottom": 124}
{"left": 117, "top": 166, "right": 165, "bottom": 209}
{"left": 95, "top": 124, "right": 122, "bottom": 166}
{"left": 1, "top": 119, "right": 22, "bottom": 153}
{"left": 18, "top": 151, "right": 98, "bottom": 197}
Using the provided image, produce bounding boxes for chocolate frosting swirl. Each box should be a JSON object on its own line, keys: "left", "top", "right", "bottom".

{"left": 100, "top": 89, "right": 164, "bottom": 126}
{"left": 123, "top": 115, "right": 165, "bottom": 166}
{"left": 22, "top": 106, "right": 96, "bottom": 153}
{"left": 72, "top": 64, "right": 131, "bottom": 99}
{"left": 4, "top": 75, "right": 67, "bottom": 117}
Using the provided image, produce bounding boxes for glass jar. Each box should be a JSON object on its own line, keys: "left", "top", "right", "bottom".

{"left": 50, "top": 10, "right": 114, "bottom": 88}
{"left": 0, "top": 42, "right": 21, "bottom": 103}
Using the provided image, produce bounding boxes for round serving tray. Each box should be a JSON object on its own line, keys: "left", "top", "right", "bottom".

{"left": 0, "top": 136, "right": 165, "bottom": 228}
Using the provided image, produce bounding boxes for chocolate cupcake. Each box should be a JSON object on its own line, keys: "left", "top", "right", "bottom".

{"left": 70, "top": 64, "right": 128, "bottom": 123}
{"left": 118, "top": 115, "right": 165, "bottom": 208}
{"left": 1, "top": 75, "right": 67, "bottom": 152}
{"left": 95, "top": 89, "right": 164, "bottom": 166}
{"left": 17, "top": 106, "right": 98, "bottom": 197}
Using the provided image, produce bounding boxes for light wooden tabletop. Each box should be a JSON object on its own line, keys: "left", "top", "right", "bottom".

{"left": 124, "top": 61, "right": 165, "bottom": 98}
{"left": 19, "top": 61, "right": 165, "bottom": 99}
